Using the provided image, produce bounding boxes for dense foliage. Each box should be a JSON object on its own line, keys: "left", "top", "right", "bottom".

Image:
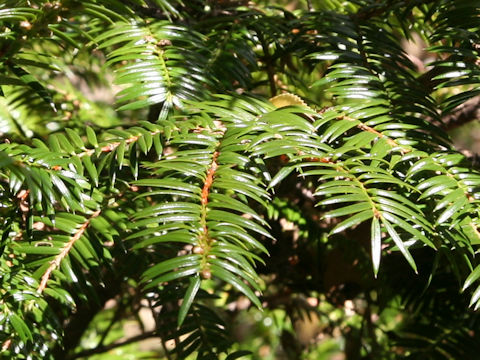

{"left": 1, "top": 0, "right": 480, "bottom": 358}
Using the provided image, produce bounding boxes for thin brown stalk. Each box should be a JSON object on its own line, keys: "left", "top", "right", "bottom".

{"left": 199, "top": 151, "right": 219, "bottom": 237}
{"left": 197, "top": 151, "right": 220, "bottom": 278}
{"left": 69, "top": 330, "right": 157, "bottom": 359}
{"left": 201, "top": 151, "right": 219, "bottom": 207}
{"left": 37, "top": 210, "right": 101, "bottom": 294}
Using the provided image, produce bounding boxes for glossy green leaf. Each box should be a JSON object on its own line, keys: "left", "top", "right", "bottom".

{"left": 142, "top": 254, "right": 202, "bottom": 282}
{"left": 66, "top": 128, "right": 85, "bottom": 150}
{"left": 436, "top": 197, "right": 468, "bottom": 225}
{"left": 381, "top": 218, "right": 417, "bottom": 273}
{"left": 178, "top": 275, "right": 201, "bottom": 327}
{"left": 9, "top": 313, "right": 33, "bottom": 343}
{"left": 86, "top": 127, "right": 98, "bottom": 148}
{"left": 463, "top": 264, "right": 480, "bottom": 292}
{"left": 210, "top": 264, "right": 261, "bottom": 308}
{"left": 371, "top": 217, "right": 381, "bottom": 277}
{"left": 330, "top": 209, "right": 373, "bottom": 234}
{"left": 82, "top": 156, "right": 98, "bottom": 187}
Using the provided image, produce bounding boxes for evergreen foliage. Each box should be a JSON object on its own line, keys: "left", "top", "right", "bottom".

{"left": 1, "top": 0, "right": 480, "bottom": 358}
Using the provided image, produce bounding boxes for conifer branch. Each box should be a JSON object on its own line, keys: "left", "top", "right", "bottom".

{"left": 37, "top": 210, "right": 101, "bottom": 294}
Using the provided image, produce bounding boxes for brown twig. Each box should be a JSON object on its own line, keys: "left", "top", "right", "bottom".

{"left": 1, "top": 339, "right": 12, "bottom": 352}
{"left": 200, "top": 151, "right": 219, "bottom": 208}
{"left": 356, "top": 122, "right": 402, "bottom": 150}
{"left": 37, "top": 209, "right": 101, "bottom": 294}
{"left": 341, "top": 115, "right": 411, "bottom": 154}
{"left": 440, "top": 95, "right": 480, "bottom": 131}
{"left": 68, "top": 330, "right": 157, "bottom": 359}
{"left": 48, "top": 130, "right": 161, "bottom": 172}
{"left": 196, "top": 151, "right": 220, "bottom": 279}
{"left": 75, "top": 128, "right": 164, "bottom": 161}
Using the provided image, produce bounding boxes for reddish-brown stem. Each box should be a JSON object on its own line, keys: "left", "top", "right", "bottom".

{"left": 1, "top": 339, "right": 12, "bottom": 351}
{"left": 304, "top": 156, "right": 334, "bottom": 164}
{"left": 201, "top": 151, "right": 219, "bottom": 207}
{"left": 200, "top": 151, "right": 219, "bottom": 235}
{"left": 340, "top": 115, "right": 410, "bottom": 154}
{"left": 37, "top": 210, "right": 101, "bottom": 294}
{"left": 197, "top": 151, "right": 220, "bottom": 278}
{"left": 356, "top": 123, "right": 402, "bottom": 150}
{"left": 79, "top": 133, "right": 152, "bottom": 158}
{"left": 50, "top": 130, "right": 161, "bottom": 172}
